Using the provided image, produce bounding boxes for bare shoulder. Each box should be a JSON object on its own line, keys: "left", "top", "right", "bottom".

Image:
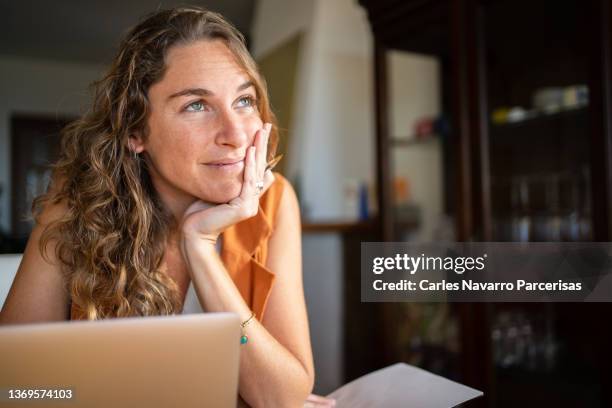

{"left": 265, "top": 173, "right": 301, "bottom": 282}
{"left": 269, "top": 172, "right": 300, "bottom": 228}
{"left": 0, "top": 178, "right": 71, "bottom": 324}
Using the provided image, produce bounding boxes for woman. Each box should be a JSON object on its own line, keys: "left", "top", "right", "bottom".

{"left": 0, "top": 7, "right": 334, "bottom": 408}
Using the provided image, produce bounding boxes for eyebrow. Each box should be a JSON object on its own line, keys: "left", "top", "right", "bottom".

{"left": 167, "top": 80, "right": 255, "bottom": 101}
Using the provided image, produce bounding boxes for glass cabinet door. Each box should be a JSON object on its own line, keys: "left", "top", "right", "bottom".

{"left": 484, "top": 0, "right": 593, "bottom": 242}
{"left": 386, "top": 48, "right": 453, "bottom": 243}
{"left": 481, "top": 1, "right": 606, "bottom": 406}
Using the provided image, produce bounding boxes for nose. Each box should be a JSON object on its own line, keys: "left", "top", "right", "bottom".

{"left": 214, "top": 108, "right": 249, "bottom": 148}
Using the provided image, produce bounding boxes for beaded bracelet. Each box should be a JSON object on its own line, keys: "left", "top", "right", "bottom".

{"left": 240, "top": 312, "right": 256, "bottom": 345}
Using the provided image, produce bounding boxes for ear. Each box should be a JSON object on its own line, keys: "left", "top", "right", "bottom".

{"left": 128, "top": 133, "right": 145, "bottom": 154}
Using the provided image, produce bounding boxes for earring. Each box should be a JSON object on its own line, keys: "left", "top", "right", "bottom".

{"left": 129, "top": 141, "right": 139, "bottom": 160}
{"left": 128, "top": 142, "right": 141, "bottom": 179}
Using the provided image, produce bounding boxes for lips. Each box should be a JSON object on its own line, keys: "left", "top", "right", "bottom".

{"left": 205, "top": 157, "right": 245, "bottom": 166}
{"left": 203, "top": 157, "right": 245, "bottom": 172}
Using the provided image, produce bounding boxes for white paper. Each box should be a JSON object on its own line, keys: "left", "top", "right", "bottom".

{"left": 327, "top": 363, "right": 483, "bottom": 408}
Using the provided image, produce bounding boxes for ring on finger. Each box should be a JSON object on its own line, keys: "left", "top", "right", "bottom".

{"left": 255, "top": 180, "right": 265, "bottom": 195}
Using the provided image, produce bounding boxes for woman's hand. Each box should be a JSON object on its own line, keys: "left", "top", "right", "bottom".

{"left": 304, "top": 394, "right": 336, "bottom": 407}
{"left": 181, "top": 123, "right": 275, "bottom": 245}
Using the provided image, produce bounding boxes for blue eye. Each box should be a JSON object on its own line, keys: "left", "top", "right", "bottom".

{"left": 185, "top": 101, "right": 205, "bottom": 112}
{"left": 237, "top": 96, "right": 256, "bottom": 108}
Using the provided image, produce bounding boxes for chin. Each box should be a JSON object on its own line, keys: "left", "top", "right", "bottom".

{"left": 203, "top": 180, "right": 243, "bottom": 204}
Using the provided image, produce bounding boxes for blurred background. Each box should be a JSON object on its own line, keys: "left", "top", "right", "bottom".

{"left": 0, "top": 0, "right": 611, "bottom": 406}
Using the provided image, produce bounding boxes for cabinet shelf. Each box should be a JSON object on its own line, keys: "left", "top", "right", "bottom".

{"left": 490, "top": 106, "right": 588, "bottom": 131}
{"left": 390, "top": 134, "right": 439, "bottom": 147}
{"left": 301, "top": 219, "right": 377, "bottom": 233}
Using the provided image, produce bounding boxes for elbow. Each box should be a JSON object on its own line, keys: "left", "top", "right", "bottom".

{"left": 275, "top": 379, "right": 314, "bottom": 408}
{"left": 252, "top": 368, "right": 314, "bottom": 408}
{"left": 285, "top": 367, "right": 315, "bottom": 408}
{"left": 305, "top": 368, "right": 315, "bottom": 396}
{"left": 295, "top": 369, "right": 315, "bottom": 405}
{"left": 292, "top": 361, "right": 315, "bottom": 405}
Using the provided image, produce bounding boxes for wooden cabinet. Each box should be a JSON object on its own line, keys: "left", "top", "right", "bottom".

{"left": 358, "top": 0, "right": 612, "bottom": 406}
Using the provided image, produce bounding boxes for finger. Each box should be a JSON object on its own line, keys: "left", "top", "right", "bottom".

{"left": 254, "top": 126, "right": 265, "bottom": 167}
{"left": 306, "top": 394, "right": 336, "bottom": 406}
{"left": 241, "top": 145, "right": 257, "bottom": 198}
{"left": 183, "top": 200, "right": 217, "bottom": 218}
{"left": 258, "top": 169, "right": 275, "bottom": 195}
{"left": 303, "top": 400, "right": 334, "bottom": 407}
{"left": 246, "top": 169, "right": 275, "bottom": 200}
{"left": 255, "top": 123, "right": 271, "bottom": 179}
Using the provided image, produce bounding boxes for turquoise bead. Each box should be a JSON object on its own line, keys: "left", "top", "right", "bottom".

{"left": 240, "top": 335, "right": 248, "bottom": 345}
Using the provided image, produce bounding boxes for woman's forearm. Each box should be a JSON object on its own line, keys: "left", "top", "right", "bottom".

{"left": 183, "top": 241, "right": 313, "bottom": 407}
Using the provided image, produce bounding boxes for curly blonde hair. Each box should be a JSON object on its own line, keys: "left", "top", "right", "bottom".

{"left": 34, "top": 6, "right": 279, "bottom": 319}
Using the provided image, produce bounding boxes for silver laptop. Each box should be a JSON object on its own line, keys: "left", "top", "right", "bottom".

{"left": 0, "top": 313, "right": 240, "bottom": 408}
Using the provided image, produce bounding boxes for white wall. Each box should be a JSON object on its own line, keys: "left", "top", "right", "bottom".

{"left": 0, "top": 254, "right": 21, "bottom": 309}
{"left": 292, "top": 0, "right": 375, "bottom": 222}
{"left": 251, "top": 0, "right": 314, "bottom": 59}
{"left": 0, "top": 56, "right": 104, "bottom": 232}
{"left": 253, "top": 0, "right": 375, "bottom": 222}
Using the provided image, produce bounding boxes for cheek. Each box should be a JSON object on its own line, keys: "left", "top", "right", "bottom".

{"left": 151, "top": 134, "right": 198, "bottom": 166}
{"left": 244, "top": 115, "right": 264, "bottom": 143}
{"left": 144, "top": 122, "right": 208, "bottom": 182}
{"left": 148, "top": 115, "right": 207, "bottom": 155}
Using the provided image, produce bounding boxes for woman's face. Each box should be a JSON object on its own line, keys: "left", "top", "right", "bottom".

{"left": 133, "top": 39, "right": 263, "bottom": 208}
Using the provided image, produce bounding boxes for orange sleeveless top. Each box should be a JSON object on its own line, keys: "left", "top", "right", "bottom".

{"left": 70, "top": 172, "right": 287, "bottom": 321}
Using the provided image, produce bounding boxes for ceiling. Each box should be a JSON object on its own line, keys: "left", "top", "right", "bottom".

{"left": 0, "top": 0, "right": 256, "bottom": 65}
